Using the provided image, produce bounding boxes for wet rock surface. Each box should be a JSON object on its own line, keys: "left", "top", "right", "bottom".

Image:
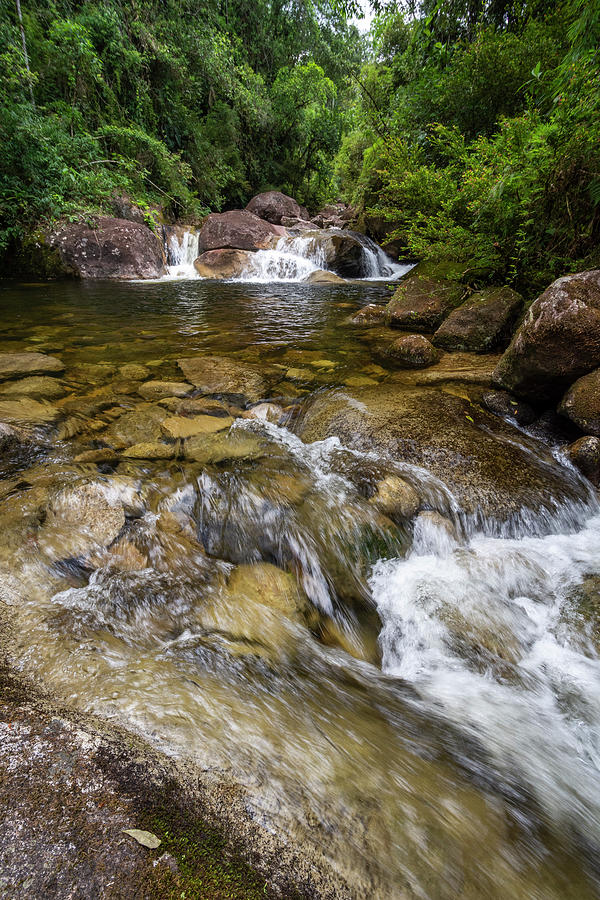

{"left": 296, "top": 384, "right": 587, "bottom": 523}
{"left": 493, "top": 269, "right": 600, "bottom": 401}
{"left": 559, "top": 368, "right": 600, "bottom": 437}
{"left": 194, "top": 248, "right": 255, "bottom": 279}
{"left": 246, "top": 191, "right": 309, "bottom": 225}
{"left": 198, "top": 211, "right": 281, "bottom": 252}
{"left": 382, "top": 334, "right": 441, "bottom": 368}
{"left": 0, "top": 352, "right": 64, "bottom": 380}
{"left": 433, "top": 286, "right": 523, "bottom": 352}
{"left": 177, "top": 355, "right": 279, "bottom": 403}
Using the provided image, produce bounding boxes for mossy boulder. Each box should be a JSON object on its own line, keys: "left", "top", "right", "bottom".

{"left": 385, "top": 276, "right": 469, "bottom": 332}
{"left": 565, "top": 436, "right": 600, "bottom": 485}
{"left": 296, "top": 384, "right": 586, "bottom": 524}
{"left": 433, "top": 287, "right": 523, "bottom": 353}
{"left": 559, "top": 368, "right": 600, "bottom": 437}
{"left": 382, "top": 334, "right": 440, "bottom": 369}
{"left": 493, "top": 269, "right": 600, "bottom": 401}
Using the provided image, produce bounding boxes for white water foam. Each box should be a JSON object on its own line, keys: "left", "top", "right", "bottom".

{"left": 371, "top": 509, "right": 600, "bottom": 839}
{"left": 165, "top": 229, "right": 199, "bottom": 279}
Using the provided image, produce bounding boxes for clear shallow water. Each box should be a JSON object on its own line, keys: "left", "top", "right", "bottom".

{"left": 0, "top": 278, "right": 600, "bottom": 898}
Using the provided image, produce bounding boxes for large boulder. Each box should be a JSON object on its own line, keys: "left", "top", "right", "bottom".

{"left": 177, "top": 355, "right": 279, "bottom": 403}
{"left": 382, "top": 335, "right": 440, "bottom": 369}
{"left": 385, "top": 276, "right": 469, "bottom": 332}
{"left": 296, "top": 385, "right": 587, "bottom": 524}
{"left": 559, "top": 369, "right": 600, "bottom": 436}
{"left": 47, "top": 217, "right": 166, "bottom": 279}
{"left": 193, "top": 249, "right": 253, "bottom": 279}
{"left": 246, "top": 191, "right": 309, "bottom": 225}
{"left": 198, "top": 210, "right": 281, "bottom": 252}
{"left": 492, "top": 269, "right": 600, "bottom": 401}
{"left": 433, "top": 287, "right": 523, "bottom": 352}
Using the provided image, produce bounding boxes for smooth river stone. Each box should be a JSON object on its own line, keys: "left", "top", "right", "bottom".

{"left": 0, "top": 398, "right": 60, "bottom": 425}
{"left": 122, "top": 442, "right": 177, "bottom": 460}
{"left": 0, "top": 352, "right": 64, "bottom": 380}
{"left": 0, "top": 376, "right": 67, "bottom": 400}
{"left": 177, "top": 355, "right": 277, "bottom": 403}
{"left": 137, "top": 381, "right": 192, "bottom": 401}
{"left": 39, "top": 481, "right": 126, "bottom": 560}
{"left": 160, "top": 415, "right": 234, "bottom": 439}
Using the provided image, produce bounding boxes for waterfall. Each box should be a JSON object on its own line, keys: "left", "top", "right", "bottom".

{"left": 164, "top": 228, "right": 199, "bottom": 278}
{"left": 161, "top": 225, "right": 412, "bottom": 282}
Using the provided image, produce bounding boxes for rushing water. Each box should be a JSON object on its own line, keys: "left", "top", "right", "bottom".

{"left": 164, "top": 227, "right": 411, "bottom": 282}
{"left": 0, "top": 278, "right": 599, "bottom": 898}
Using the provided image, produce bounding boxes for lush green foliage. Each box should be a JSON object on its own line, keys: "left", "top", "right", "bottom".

{"left": 340, "top": 0, "right": 600, "bottom": 292}
{"left": 0, "top": 0, "right": 363, "bottom": 248}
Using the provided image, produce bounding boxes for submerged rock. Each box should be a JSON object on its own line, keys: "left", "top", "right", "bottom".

{"left": 559, "top": 369, "right": 600, "bottom": 437}
{"left": 118, "top": 363, "right": 151, "bottom": 381}
{"left": 296, "top": 385, "right": 588, "bottom": 523}
{"left": 482, "top": 390, "right": 536, "bottom": 426}
{"left": 0, "top": 398, "right": 60, "bottom": 425}
{"left": 493, "top": 269, "right": 600, "bottom": 401}
{"left": 47, "top": 217, "right": 166, "bottom": 279}
{"left": 137, "top": 381, "right": 192, "bottom": 401}
{"left": 385, "top": 276, "right": 469, "bottom": 331}
{"left": 304, "top": 269, "right": 346, "bottom": 284}
{"left": 177, "top": 355, "right": 278, "bottom": 403}
{"left": 245, "top": 191, "right": 309, "bottom": 225}
{"left": 369, "top": 475, "right": 421, "bottom": 520}
{"left": 433, "top": 287, "right": 523, "bottom": 352}
{"left": 193, "top": 249, "right": 254, "bottom": 279}
{"left": 348, "top": 304, "right": 386, "bottom": 326}
{"left": 198, "top": 210, "right": 280, "bottom": 253}
{"left": 0, "top": 352, "right": 64, "bottom": 381}
{"left": 40, "top": 480, "right": 127, "bottom": 559}
{"left": 102, "top": 404, "right": 168, "bottom": 449}
{"left": 383, "top": 335, "right": 440, "bottom": 369}
{"left": 160, "top": 414, "right": 233, "bottom": 439}
{"left": 0, "top": 376, "right": 67, "bottom": 400}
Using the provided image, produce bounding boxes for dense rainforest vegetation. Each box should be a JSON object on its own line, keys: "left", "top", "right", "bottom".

{"left": 0, "top": 0, "right": 599, "bottom": 290}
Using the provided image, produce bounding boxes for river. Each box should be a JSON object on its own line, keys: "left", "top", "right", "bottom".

{"left": 0, "top": 273, "right": 599, "bottom": 898}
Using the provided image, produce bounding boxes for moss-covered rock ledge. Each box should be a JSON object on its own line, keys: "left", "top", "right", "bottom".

{"left": 0, "top": 639, "right": 338, "bottom": 899}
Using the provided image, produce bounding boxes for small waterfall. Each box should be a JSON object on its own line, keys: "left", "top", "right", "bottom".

{"left": 164, "top": 227, "right": 199, "bottom": 278}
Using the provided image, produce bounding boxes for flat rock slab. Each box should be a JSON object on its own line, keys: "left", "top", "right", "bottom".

{"left": 122, "top": 441, "right": 178, "bottom": 459}
{"left": 0, "top": 397, "right": 60, "bottom": 425}
{"left": 0, "top": 352, "right": 64, "bottom": 381}
{"left": 161, "top": 415, "right": 233, "bottom": 439}
{"left": 177, "top": 356, "right": 278, "bottom": 403}
{"left": 0, "top": 376, "right": 67, "bottom": 399}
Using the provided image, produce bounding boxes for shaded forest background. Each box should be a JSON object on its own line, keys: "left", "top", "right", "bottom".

{"left": 0, "top": 0, "right": 599, "bottom": 289}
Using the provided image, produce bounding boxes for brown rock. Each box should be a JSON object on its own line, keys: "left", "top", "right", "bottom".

{"left": 383, "top": 335, "right": 440, "bottom": 369}
{"left": 559, "top": 369, "right": 600, "bottom": 436}
{"left": 137, "top": 381, "right": 192, "bottom": 401}
{"left": 246, "top": 191, "right": 308, "bottom": 225}
{"left": 198, "top": 210, "right": 280, "bottom": 252}
{"left": 492, "top": 269, "right": 600, "bottom": 401}
{"left": 304, "top": 269, "right": 346, "bottom": 283}
{"left": 385, "top": 276, "right": 469, "bottom": 331}
{"left": 348, "top": 304, "right": 386, "bottom": 325}
{"left": 47, "top": 217, "right": 166, "bottom": 279}
{"left": 193, "top": 249, "right": 253, "bottom": 279}
{"left": 433, "top": 287, "right": 523, "bottom": 352}
{"left": 0, "top": 352, "right": 64, "bottom": 381}
{"left": 177, "top": 355, "right": 277, "bottom": 403}
{"left": 565, "top": 436, "right": 600, "bottom": 485}
{"left": 160, "top": 415, "right": 233, "bottom": 439}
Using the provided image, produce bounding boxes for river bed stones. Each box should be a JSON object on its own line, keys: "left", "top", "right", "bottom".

{"left": 296, "top": 384, "right": 587, "bottom": 523}
{"left": 122, "top": 442, "right": 177, "bottom": 460}
{"left": 0, "top": 376, "right": 67, "bottom": 400}
{"left": 558, "top": 369, "right": 600, "bottom": 437}
{"left": 0, "top": 352, "right": 64, "bottom": 380}
{"left": 493, "top": 269, "right": 600, "bottom": 401}
{"left": 348, "top": 304, "right": 387, "bottom": 325}
{"left": 101, "top": 404, "right": 168, "bottom": 449}
{"left": 433, "top": 287, "right": 523, "bottom": 353}
{"left": 0, "top": 398, "right": 60, "bottom": 425}
{"left": 177, "top": 355, "right": 278, "bottom": 404}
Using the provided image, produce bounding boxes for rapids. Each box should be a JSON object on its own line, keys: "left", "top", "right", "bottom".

{"left": 0, "top": 277, "right": 599, "bottom": 898}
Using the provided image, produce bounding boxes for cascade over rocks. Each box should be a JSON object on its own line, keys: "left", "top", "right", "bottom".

{"left": 245, "top": 191, "right": 309, "bottom": 225}
{"left": 296, "top": 384, "right": 586, "bottom": 523}
{"left": 198, "top": 210, "right": 282, "bottom": 253}
{"left": 433, "top": 287, "right": 523, "bottom": 353}
{"left": 492, "top": 269, "right": 600, "bottom": 401}
{"left": 559, "top": 369, "right": 600, "bottom": 437}
{"left": 385, "top": 276, "right": 469, "bottom": 332}
{"left": 193, "top": 249, "right": 254, "bottom": 279}
{"left": 47, "top": 217, "right": 166, "bottom": 279}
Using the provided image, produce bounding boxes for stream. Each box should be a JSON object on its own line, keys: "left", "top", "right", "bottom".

{"left": 0, "top": 267, "right": 599, "bottom": 898}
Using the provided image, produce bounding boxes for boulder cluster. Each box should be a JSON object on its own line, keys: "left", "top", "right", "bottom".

{"left": 349, "top": 264, "right": 600, "bottom": 484}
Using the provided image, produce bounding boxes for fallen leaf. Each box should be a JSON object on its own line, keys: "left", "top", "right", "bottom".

{"left": 122, "top": 828, "right": 162, "bottom": 849}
